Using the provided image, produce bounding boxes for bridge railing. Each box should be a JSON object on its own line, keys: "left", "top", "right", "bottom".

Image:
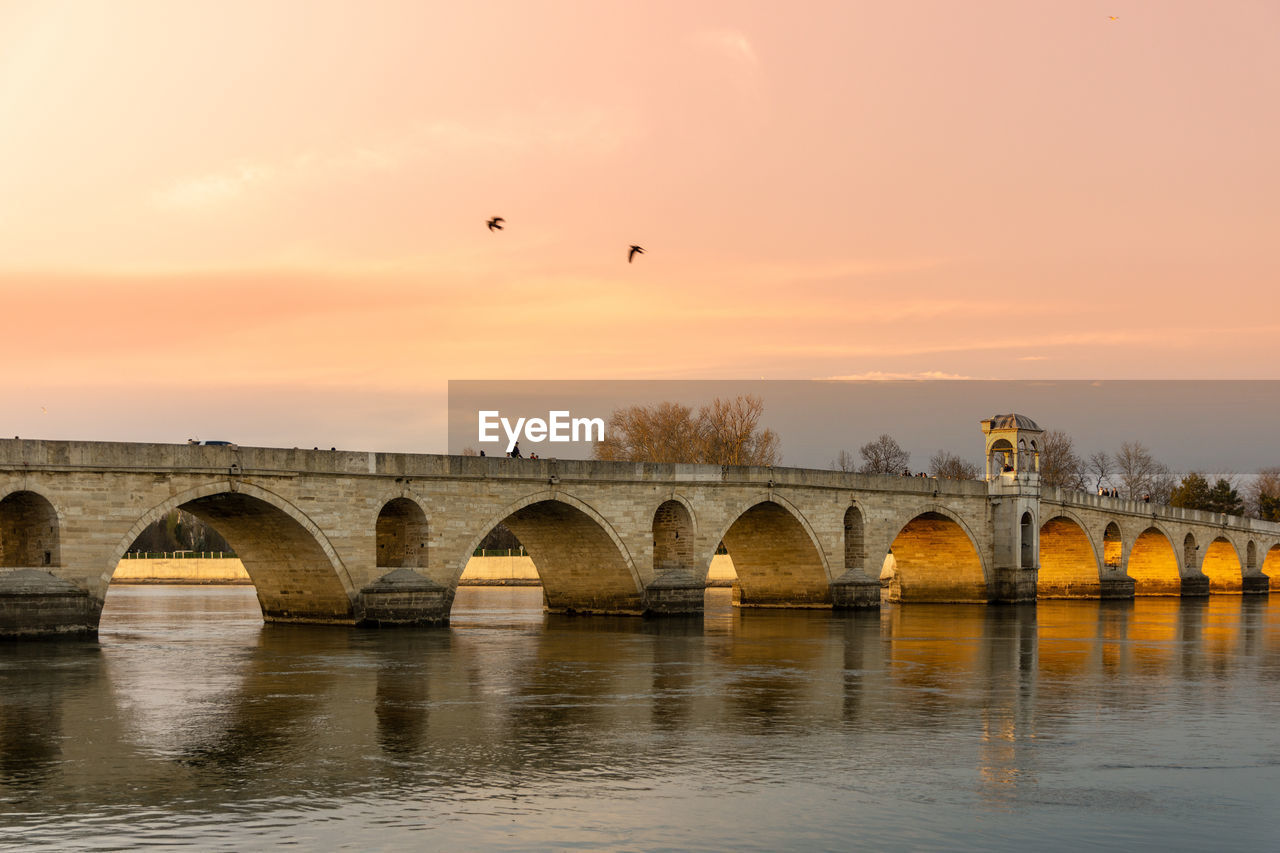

{"left": 122, "top": 551, "right": 238, "bottom": 559}
{"left": 471, "top": 547, "right": 527, "bottom": 558}
{"left": 1045, "top": 486, "right": 1280, "bottom": 533}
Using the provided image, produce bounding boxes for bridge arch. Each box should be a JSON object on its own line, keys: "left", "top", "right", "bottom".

{"left": 1019, "top": 510, "right": 1036, "bottom": 568}
{"left": 108, "top": 481, "right": 357, "bottom": 623}
{"left": 844, "top": 504, "right": 865, "bottom": 572}
{"left": 1103, "top": 522, "right": 1122, "bottom": 569}
{"left": 1127, "top": 525, "right": 1180, "bottom": 596}
{"left": 652, "top": 498, "right": 696, "bottom": 576}
{"left": 459, "top": 490, "right": 643, "bottom": 614}
{"left": 1265, "top": 545, "right": 1280, "bottom": 590}
{"left": 0, "top": 489, "right": 62, "bottom": 568}
{"left": 1202, "top": 536, "right": 1243, "bottom": 593}
{"left": 1246, "top": 540, "right": 1257, "bottom": 573}
{"left": 715, "top": 494, "right": 831, "bottom": 607}
{"left": 1183, "top": 533, "right": 1198, "bottom": 575}
{"left": 1037, "top": 513, "right": 1100, "bottom": 598}
{"left": 884, "top": 507, "right": 988, "bottom": 602}
{"left": 374, "top": 496, "right": 429, "bottom": 570}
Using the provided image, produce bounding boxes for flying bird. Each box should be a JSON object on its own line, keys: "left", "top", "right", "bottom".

{"left": 628, "top": 245, "right": 645, "bottom": 263}
{"left": 487, "top": 217, "right": 504, "bottom": 231}
{"left": 1108, "top": 16, "right": 1118, "bottom": 21}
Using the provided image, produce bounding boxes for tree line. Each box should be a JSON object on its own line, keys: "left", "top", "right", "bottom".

{"left": 129, "top": 509, "right": 234, "bottom": 554}
{"left": 571, "top": 395, "right": 1280, "bottom": 523}
{"left": 834, "top": 429, "right": 1279, "bottom": 521}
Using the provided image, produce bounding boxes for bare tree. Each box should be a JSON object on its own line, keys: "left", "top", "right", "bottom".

{"left": 1038, "top": 429, "right": 1085, "bottom": 491}
{"left": 1087, "top": 450, "right": 1113, "bottom": 493}
{"left": 698, "top": 395, "right": 781, "bottom": 466}
{"left": 594, "top": 401, "right": 700, "bottom": 463}
{"left": 1148, "top": 463, "right": 1178, "bottom": 505}
{"left": 929, "top": 450, "right": 980, "bottom": 480}
{"left": 592, "top": 395, "right": 780, "bottom": 466}
{"left": 1114, "top": 441, "right": 1162, "bottom": 499}
{"left": 859, "top": 434, "right": 910, "bottom": 475}
{"left": 461, "top": 446, "right": 479, "bottom": 457}
{"left": 1247, "top": 466, "right": 1280, "bottom": 520}
{"left": 830, "top": 449, "right": 858, "bottom": 473}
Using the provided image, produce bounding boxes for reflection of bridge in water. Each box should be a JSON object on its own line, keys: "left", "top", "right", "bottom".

{"left": 1, "top": 414, "right": 1278, "bottom": 636}
{"left": 3, "top": 588, "right": 1277, "bottom": 818}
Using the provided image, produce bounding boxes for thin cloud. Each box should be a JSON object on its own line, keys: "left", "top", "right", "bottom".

{"left": 697, "top": 28, "right": 759, "bottom": 67}
{"left": 150, "top": 111, "right": 631, "bottom": 211}
{"left": 822, "top": 371, "right": 973, "bottom": 381}
{"left": 152, "top": 162, "right": 273, "bottom": 210}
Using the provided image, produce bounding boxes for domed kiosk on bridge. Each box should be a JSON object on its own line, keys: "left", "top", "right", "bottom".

{"left": 980, "top": 413, "right": 1043, "bottom": 601}
{"left": 980, "top": 413, "right": 1043, "bottom": 482}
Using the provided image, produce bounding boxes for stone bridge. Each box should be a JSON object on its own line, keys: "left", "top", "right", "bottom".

{"left": 1, "top": 415, "right": 1277, "bottom": 637}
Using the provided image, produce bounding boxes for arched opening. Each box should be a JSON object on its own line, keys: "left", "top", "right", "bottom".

{"left": 1183, "top": 533, "right": 1197, "bottom": 575}
{"left": 376, "top": 498, "right": 428, "bottom": 570}
{"left": 1266, "top": 546, "right": 1280, "bottom": 591}
{"left": 1019, "top": 511, "right": 1035, "bottom": 569}
{"left": 721, "top": 501, "right": 829, "bottom": 607}
{"left": 885, "top": 511, "right": 986, "bottom": 602}
{"left": 0, "top": 490, "right": 59, "bottom": 568}
{"left": 1103, "top": 523, "right": 1122, "bottom": 569}
{"left": 652, "top": 500, "right": 694, "bottom": 575}
{"left": 468, "top": 498, "right": 641, "bottom": 615}
{"left": 844, "top": 505, "right": 865, "bottom": 572}
{"left": 1037, "top": 516, "right": 1099, "bottom": 598}
{"left": 1128, "top": 527, "right": 1180, "bottom": 596}
{"left": 111, "top": 490, "right": 354, "bottom": 624}
{"left": 988, "top": 438, "right": 1015, "bottom": 478}
{"left": 1246, "top": 541, "right": 1257, "bottom": 573}
{"left": 1201, "top": 537, "right": 1242, "bottom": 593}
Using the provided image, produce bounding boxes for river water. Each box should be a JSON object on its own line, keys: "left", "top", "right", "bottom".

{"left": 2, "top": 586, "right": 1279, "bottom": 851}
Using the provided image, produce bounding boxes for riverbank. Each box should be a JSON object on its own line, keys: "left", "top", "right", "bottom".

{"left": 111, "top": 555, "right": 740, "bottom": 586}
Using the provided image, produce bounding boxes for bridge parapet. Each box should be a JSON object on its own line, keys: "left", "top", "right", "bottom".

{"left": 1046, "top": 486, "right": 1280, "bottom": 535}
{"left": 3, "top": 437, "right": 1277, "bottom": 638}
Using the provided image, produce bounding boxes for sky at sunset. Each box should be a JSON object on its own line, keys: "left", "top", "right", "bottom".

{"left": 3, "top": 0, "right": 1278, "bottom": 453}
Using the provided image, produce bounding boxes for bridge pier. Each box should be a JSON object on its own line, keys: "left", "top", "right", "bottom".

{"left": 644, "top": 573, "right": 705, "bottom": 615}
{"left": 1242, "top": 574, "right": 1270, "bottom": 594}
{"left": 1180, "top": 574, "right": 1211, "bottom": 597}
{"left": 356, "top": 569, "right": 453, "bottom": 627}
{"left": 0, "top": 569, "right": 100, "bottom": 638}
{"left": 992, "top": 565, "right": 1038, "bottom": 604}
{"left": 830, "top": 570, "right": 881, "bottom": 609}
{"left": 1099, "top": 574, "right": 1136, "bottom": 599}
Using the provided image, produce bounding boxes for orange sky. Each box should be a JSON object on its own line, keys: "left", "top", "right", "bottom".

{"left": 2, "top": 0, "right": 1278, "bottom": 451}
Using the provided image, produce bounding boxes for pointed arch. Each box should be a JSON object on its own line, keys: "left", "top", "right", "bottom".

{"left": 0, "top": 489, "right": 62, "bottom": 568}
{"left": 844, "top": 504, "right": 865, "bottom": 571}
{"left": 375, "top": 497, "right": 429, "bottom": 570}
{"left": 715, "top": 494, "right": 831, "bottom": 607}
{"left": 109, "top": 480, "right": 356, "bottom": 623}
{"left": 885, "top": 507, "right": 988, "bottom": 602}
{"left": 652, "top": 498, "right": 695, "bottom": 575}
{"left": 1128, "top": 526, "right": 1180, "bottom": 596}
{"left": 1264, "top": 545, "right": 1280, "bottom": 591}
{"left": 1202, "top": 537, "right": 1242, "bottom": 593}
{"left": 1038, "top": 514, "right": 1101, "bottom": 598}
{"left": 458, "top": 490, "right": 642, "bottom": 614}
{"left": 1019, "top": 511, "right": 1036, "bottom": 569}
{"left": 1103, "top": 522, "right": 1122, "bottom": 569}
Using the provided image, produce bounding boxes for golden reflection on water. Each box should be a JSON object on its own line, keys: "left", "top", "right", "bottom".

{"left": 2, "top": 587, "right": 1278, "bottom": 849}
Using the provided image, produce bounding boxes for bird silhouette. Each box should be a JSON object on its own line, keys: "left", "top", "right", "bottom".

{"left": 1108, "top": 15, "right": 1118, "bottom": 21}
{"left": 487, "top": 217, "right": 504, "bottom": 231}
{"left": 628, "top": 245, "right": 645, "bottom": 263}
